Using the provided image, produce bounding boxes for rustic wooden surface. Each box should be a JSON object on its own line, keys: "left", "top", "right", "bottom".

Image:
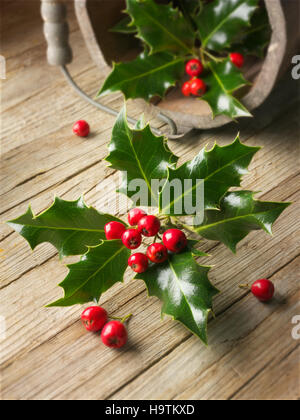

{"left": 0, "top": 1, "right": 299, "bottom": 401}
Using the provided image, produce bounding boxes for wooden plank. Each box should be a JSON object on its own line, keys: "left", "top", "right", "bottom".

{"left": 232, "top": 345, "right": 300, "bottom": 400}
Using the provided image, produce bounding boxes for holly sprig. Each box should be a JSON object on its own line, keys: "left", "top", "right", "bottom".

{"left": 98, "top": 0, "right": 271, "bottom": 120}
{"left": 8, "top": 107, "right": 290, "bottom": 344}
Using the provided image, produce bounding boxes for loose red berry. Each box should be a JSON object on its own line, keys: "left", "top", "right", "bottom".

{"left": 81, "top": 306, "right": 108, "bottom": 332}
{"left": 128, "top": 253, "right": 149, "bottom": 273}
{"left": 128, "top": 208, "right": 147, "bottom": 226}
{"left": 104, "top": 221, "right": 126, "bottom": 240}
{"left": 138, "top": 215, "right": 161, "bottom": 237}
{"left": 163, "top": 229, "right": 187, "bottom": 253}
{"left": 186, "top": 59, "right": 203, "bottom": 77}
{"left": 251, "top": 279, "right": 275, "bottom": 302}
{"left": 230, "top": 52, "right": 244, "bottom": 68}
{"left": 73, "top": 120, "right": 90, "bottom": 137}
{"left": 122, "top": 229, "right": 142, "bottom": 249}
{"left": 101, "top": 321, "right": 128, "bottom": 349}
{"left": 182, "top": 81, "right": 192, "bottom": 97}
{"left": 190, "top": 78, "right": 207, "bottom": 96}
{"left": 147, "top": 243, "right": 168, "bottom": 264}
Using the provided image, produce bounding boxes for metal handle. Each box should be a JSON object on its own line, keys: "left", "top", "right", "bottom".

{"left": 41, "top": 0, "right": 72, "bottom": 66}
{"left": 41, "top": 0, "right": 184, "bottom": 139}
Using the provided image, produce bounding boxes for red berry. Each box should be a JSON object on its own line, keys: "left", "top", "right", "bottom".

{"left": 147, "top": 243, "right": 168, "bottom": 264}
{"left": 101, "top": 321, "right": 128, "bottom": 348}
{"left": 104, "top": 221, "right": 126, "bottom": 240}
{"left": 138, "top": 215, "right": 161, "bottom": 237}
{"left": 190, "top": 78, "right": 207, "bottom": 96}
{"left": 185, "top": 59, "right": 203, "bottom": 77}
{"left": 73, "top": 120, "right": 90, "bottom": 137}
{"left": 230, "top": 52, "right": 244, "bottom": 68}
{"left": 163, "top": 229, "right": 187, "bottom": 253}
{"left": 182, "top": 81, "right": 192, "bottom": 97}
{"left": 81, "top": 306, "right": 108, "bottom": 332}
{"left": 122, "top": 229, "right": 142, "bottom": 249}
{"left": 251, "top": 279, "right": 275, "bottom": 302}
{"left": 128, "top": 208, "right": 147, "bottom": 226}
{"left": 128, "top": 253, "right": 149, "bottom": 273}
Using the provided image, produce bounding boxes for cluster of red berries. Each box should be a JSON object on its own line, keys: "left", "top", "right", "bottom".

{"left": 104, "top": 208, "right": 188, "bottom": 273}
{"left": 81, "top": 306, "right": 131, "bottom": 349}
{"left": 181, "top": 59, "right": 207, "bottom": 98}
{"left": 181, "top": 53, "right": 244, "bottom": 98}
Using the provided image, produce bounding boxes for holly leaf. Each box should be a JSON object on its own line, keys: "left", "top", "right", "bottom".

{"left": 136, "top": 249, "right": 219, "bottom": 344}
{"left": 48, "top": 240, "right": 131, "bottom": 307}
{"left": 105, "top": 106, "right": 178, "bottom": 207}
{"left": 173, "top": 0, "right": 202, "bottom": 14}
{"left": 196, "top": 0, "right": 259, "bottom": 52}
{"left": 7, "top": 197, "right": 123, "bottom": 259}
{"left": 110, "top": 16, "right": 137, "bottom": 34}
{"left": 160, "top": 135, "right": 260, "bottom": 214}
{"left": 126, "top": 0, "right": 195, "bottom": 56}
{"left": 98, "top": 52, "right": 185, "bottom": 101}
{"left": 202, "top": 58, "right": 252, "bottom": 119}
{"left": 193, "top": 191, "right": 291, "bottom": 253}
{"left": 230, "top": 7, "right": 271, "bottom": 58}
{"left": 172, "top": 0, "right": 203, "bottom": 30}
{"left": 187, "top": 239, "right": 210, "bottom": 257}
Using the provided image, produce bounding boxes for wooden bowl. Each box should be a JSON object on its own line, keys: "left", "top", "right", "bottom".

{"left": 75, "top": 0, "right": 300, "bottom": 133}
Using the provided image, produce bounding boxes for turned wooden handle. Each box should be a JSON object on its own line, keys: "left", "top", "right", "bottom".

{"left": 41, "top": 0, "right": 72, "bottom": 66}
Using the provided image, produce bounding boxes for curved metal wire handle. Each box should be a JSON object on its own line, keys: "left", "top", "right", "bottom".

{"left": 60, "top": 66, "right": 184, "bottom": 139}
{"left": 41, "top": 0, "right": 185, "bottom": 139}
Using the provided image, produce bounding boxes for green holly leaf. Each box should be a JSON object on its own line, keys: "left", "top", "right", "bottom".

{"left": 160, "top": 135, "right": 260, "bottom": 214}
{"left": 187, "top": 239, "right": 210, "bottom": 257}
{"left": 126, "top": 0, "right": 196, "bottom": 56}
{"left": 48, "top": 240, "right": 131, "bottom": 307}
{"left": 7, "top": 197, "right": 123, "bottom": 259}
{"left": 196, "top": 0, "right": 259, "bottom": 52}
{"left": 173, "top": 0, "right": 202, "bottom": 14}
{"left": 193, "top": 191, "right": 291, "bottom": 253}
{"left": 98, "top": 52, "right": 185, "bottom": 101}
{"left": 136, "top": 249, "right": 219, "bottom": 344}
{"left": 110, "top": 16, "right": 137, "bottom": 34}
{"left": 105, "top": 106, "right": 178, "bottom": 207}
{"left": 202, "top": 58, "right": 252, "bottom": 119}
{"left": 230, "top": 7, "right": 271, "bottom": 58}
{"left": 172, "top": 0, "right": 203, "bottom": 30}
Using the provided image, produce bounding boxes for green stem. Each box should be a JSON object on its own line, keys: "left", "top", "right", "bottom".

{"left": 171, "top": 216, "right": 198, "bottom": 235}
{"left": 201, "top": 48, "right": 224, "bottom": 63}
{"left": 110, "top": 313, "right": 133, "bottom": 323}
{"left": 200, "top": 48, "right": 206, "bottom": 66}
{"left": 239, "top": 284, "right": 250, "bottom": 290}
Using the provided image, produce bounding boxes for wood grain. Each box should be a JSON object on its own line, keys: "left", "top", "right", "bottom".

{"left": 0, "top": 0, "right": 299, "bottom": 401}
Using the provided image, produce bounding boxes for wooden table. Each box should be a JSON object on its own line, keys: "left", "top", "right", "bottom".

{"left": 1, "top": 1, "right": 299, "bottom": 401}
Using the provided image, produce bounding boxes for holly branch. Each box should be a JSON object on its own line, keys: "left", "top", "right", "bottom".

{"left": 99, "top": 0, "right": 271, "bottom": 120}
{"left": 8, "top": 107, "right": 289, "bottom": 344}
